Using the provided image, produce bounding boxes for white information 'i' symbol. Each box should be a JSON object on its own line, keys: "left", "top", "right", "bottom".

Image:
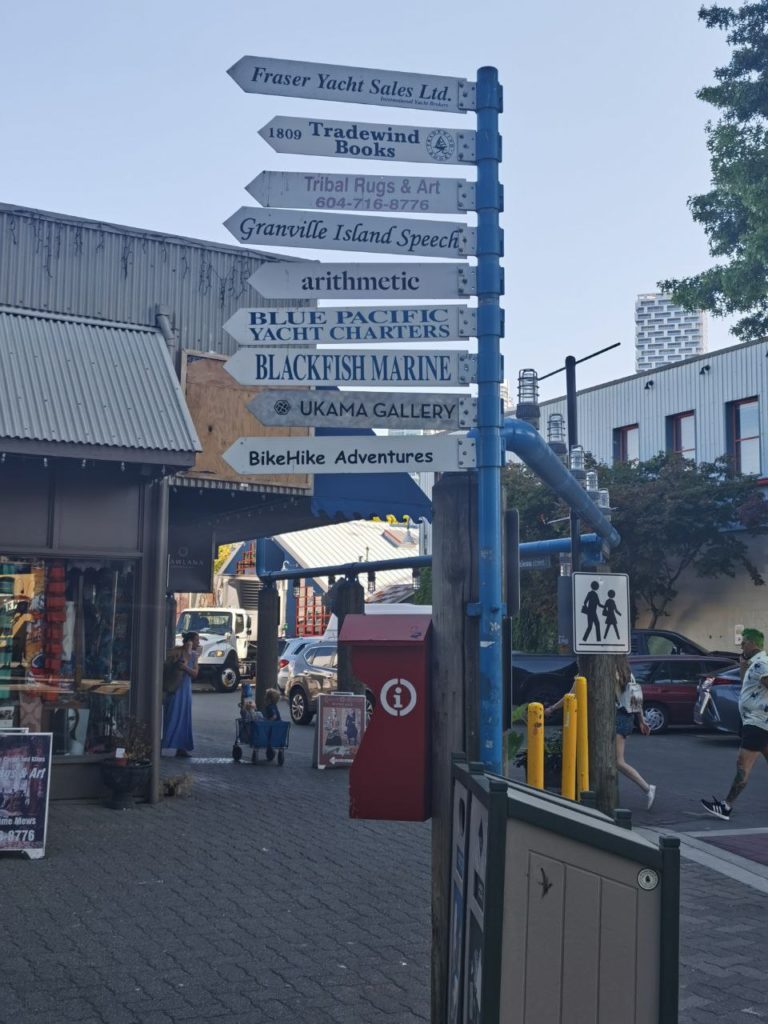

{"left": 380, "top": 678, "right": 417, "bottom": 717}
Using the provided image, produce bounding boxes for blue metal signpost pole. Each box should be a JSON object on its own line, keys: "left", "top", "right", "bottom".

{"left": 475, "top": 67, "right": 504, "bottom": 773}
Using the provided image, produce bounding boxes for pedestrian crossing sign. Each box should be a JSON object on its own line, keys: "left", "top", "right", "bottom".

{"left": 572, "top": 571, "right": 630, "bottom": 654}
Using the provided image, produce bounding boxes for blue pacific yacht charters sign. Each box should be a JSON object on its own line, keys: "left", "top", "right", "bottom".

{"left": 228, "top": 56, "right": 476, "bottom": 113}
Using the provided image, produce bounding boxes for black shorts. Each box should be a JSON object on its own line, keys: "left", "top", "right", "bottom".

{"left": 740, "top": 725, "right": 768, "bottom": 752}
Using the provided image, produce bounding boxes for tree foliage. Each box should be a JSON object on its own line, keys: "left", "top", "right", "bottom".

{"left": 660, "top": 2, "right": 768, "bottom": 341}
{"left": 600, "top": 454, "right": 768, "bottom": 625}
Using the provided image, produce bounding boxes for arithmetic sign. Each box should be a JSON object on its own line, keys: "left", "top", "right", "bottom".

{"left": 224, "top": 347, "right": 477, "bottom": 388}
{"left": 247, "top": 389, "right": 477, "bottom": 431}
{"left": 572, "top": 571, "right": 630, "bottom": 654}
{"left": 228, "top": 56, "right": 476, "bottom": 114}
{"left": 246, "top": 171, "right": 476, "bottom": 214}
{"left": 222, "top": 434, "right": 476, "bottom": 476}
{"left": 260, "top": 117, "right": 476, "bottom": 165}
{"left": 223, "top": 207, "right": 475, "bottom": 258}
{"left": 223, "top": 304, "right": 477, "bottom": 346}
{"left": 249, "top": 261, "right": 477, "bottom": 300}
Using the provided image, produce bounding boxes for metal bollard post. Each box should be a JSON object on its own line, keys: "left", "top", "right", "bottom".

{"left": 561, "top": 693, "right": 577, "bottom": 799}
{"left": 574, "top": 675, "right": 589, "bottom": 799}
{"left": 527, "top": 702, "right": 544, "bottom": 789}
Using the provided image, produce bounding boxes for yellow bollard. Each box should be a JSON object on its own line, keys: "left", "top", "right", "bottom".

{"left": 574, "top": 675, "right": 589, "bottom": 799}
{"left": 561, "top": 693, "right": 578, "bottom": 800}
{"left": 527, "top": 702, "right": 544, "bottom": 789}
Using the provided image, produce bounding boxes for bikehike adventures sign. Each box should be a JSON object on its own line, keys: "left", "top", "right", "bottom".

{"left": 223, "top": 305, "right": 476, "bottom": 346}
{"left": 228, "top": 56, "right": 476, "bottom": 113}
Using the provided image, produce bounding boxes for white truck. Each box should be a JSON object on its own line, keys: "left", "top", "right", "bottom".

{"left": 175, "top": 607, "right": 257, "bottom": 692}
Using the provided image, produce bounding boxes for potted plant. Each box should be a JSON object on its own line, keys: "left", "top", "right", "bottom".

{"left": 100, "top": 717, "right": 152, "bottom": 809}
{"left": 513, "top": 726, "right": 564, "bottom": 791}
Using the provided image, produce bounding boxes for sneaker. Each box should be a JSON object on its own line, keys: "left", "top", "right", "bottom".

{"left": 647, "top": 784, "right": 656, "bottom": 810}
{"left": 701, "top": 797, "right": 731, "bottom": 820}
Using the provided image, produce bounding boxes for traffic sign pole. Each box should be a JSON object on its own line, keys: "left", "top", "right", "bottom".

{"left": 475, "top": 66, "right": 505, "bottom": 775}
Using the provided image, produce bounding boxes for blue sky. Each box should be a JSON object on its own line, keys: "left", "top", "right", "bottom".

{"left": 0, "top": 0, "right": 733, "bottom": 399}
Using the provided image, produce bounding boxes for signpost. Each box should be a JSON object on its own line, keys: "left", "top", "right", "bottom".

{"left": 224, "top": 346, "right": 477, "bottom": 388}
{"left": 223, "top": 304, "right": 477, "bottom": 346}
{"left": 248, "top": 261, "right": 477, "bottom": 300}
{"left": 259, "top": 116, "right": 476, "bottom": 165}
{"left": 247, "top": 389, "right": 477, "bottom": 431}
{"left": 246, "top": 171, "right": 476, "bottom": 214}
{"left": 224, "top": 206, "right": 475, "bottom": 257}
{"left": 222, "top": 434, "right": 476, "bottom": 476}
{"left": 228, "top": 56, "right": 476, "bottom": 113}
{"left": 572, "top": 571, "right": 630, "bottom": 654}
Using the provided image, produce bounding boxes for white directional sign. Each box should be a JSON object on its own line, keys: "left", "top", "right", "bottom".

{"left": 249, "top": 262, "right": 476, "bottom": 301}
{"left": 228, "top": 56, "right": 476, "bottom": 113}
{"left": 259, "top": 117, "right": 476, "bottom": 165}
{"left": 247, "top": 389, "right": 477, "bottom": 431}
{"left": 572, "top": 571, "right": 631, "bottom": 654}
{"left": 224, "top": 207, "right": 475, "bottom": 258}
{"left": 222, "top": 434, "right": 477, "bottom": 476}
{"left": 224, "top": 347, "right": 477, "bottom": 388}
{"left": 246, "top": 171, "right": 476, "bottom": 214}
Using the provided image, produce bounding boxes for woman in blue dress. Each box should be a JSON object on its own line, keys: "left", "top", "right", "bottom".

{"left": 162, "top": 630, "right": 198, "bottom": 757}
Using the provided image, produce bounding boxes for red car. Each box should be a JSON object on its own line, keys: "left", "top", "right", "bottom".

{"left": 630, "top": 654, "right": 738, "bottom": 733}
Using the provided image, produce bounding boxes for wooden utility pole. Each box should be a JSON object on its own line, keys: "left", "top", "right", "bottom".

{"left": 578, "top": 652, "right": 620, "bottom": 815}
{"left": 431, "top": 472, "right": 478, "bottom": 1024}
{"left": 255, "top": 585, "right": 280, "bottom": 708}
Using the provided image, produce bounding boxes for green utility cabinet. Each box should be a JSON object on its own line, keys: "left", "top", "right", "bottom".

{"left": 448, "top": 761, "right": 679, "bottom": 1024}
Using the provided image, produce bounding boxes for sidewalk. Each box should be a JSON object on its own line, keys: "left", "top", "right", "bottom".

{"left": 2, "top": 737, "right": 767, "bottom": 1022}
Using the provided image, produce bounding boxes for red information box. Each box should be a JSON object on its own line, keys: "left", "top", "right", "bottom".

{"left": 339, "top": 612, "right": 431, "bottom": 821}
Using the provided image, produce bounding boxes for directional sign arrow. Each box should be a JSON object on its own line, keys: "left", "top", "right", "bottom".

{"left": 247, "top": 389, "right": 477, "bottom": 431}
{"left": 222, "top": 434, "right": 477, "bottom": 476}
{"left": 246, "top": 171, "right": 476, "bottom": 214}
{"left": 259, "top": 116, "right": 476, "bottom": 165}
{"left": 328, "top": 756, "right": 355, "bottom": 766}
{"left": 224, "top": 347, "right": 477, "bottom": 388}
{"left": 248, "top": 262, "right": 477, "bottom": 301}
{"left": 224, "top": 206, "right": 475, "bottom": 258}
{"left": 228, "top": 56, "right": 476, "bottom": 113}
{"left": 223, "top": 304, "right": 477, "bottom": 346}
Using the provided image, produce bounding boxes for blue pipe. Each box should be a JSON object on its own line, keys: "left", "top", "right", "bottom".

{"left": 474, "top": 66, "right": 505, "bottom": 774}
{"left": 500, "top": 417, "right": 621, "bottom": 549}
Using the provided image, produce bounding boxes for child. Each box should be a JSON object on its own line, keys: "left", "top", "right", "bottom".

{"left": 263, "top": 688, "right": 282, "bottom": 762}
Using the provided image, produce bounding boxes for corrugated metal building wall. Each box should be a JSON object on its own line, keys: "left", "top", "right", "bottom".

{"left": 539, "top": 340, "right": 768, "bottom": 475}
{"left": 0, "top": 203, "right": 301, "bottom": 354}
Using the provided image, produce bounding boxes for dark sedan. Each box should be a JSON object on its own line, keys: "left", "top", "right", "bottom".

{"left": 631, "top": 655, "right": 738, "bottom": 734}
{"left": 694, "top": 665, "right": 742, "bottom": 735}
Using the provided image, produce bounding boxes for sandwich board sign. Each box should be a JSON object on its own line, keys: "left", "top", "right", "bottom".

{"left": 223, "top": 207, "right": 475, "bottom": 258}
{"left": 572, "top": 572, "right": 630, "bottom": 654}
{"left": 223, "top": 304, "right": 477, "bottom": 346}
{"left": 228, "top": 56, "right": 476, "bottom": 113}
{"left": 246, "top": 171, "right": 476, "bottom": 214}
{"left": 259, "top": 116, "right": 476, "bottom": 165}
{"left": 249, "top": 261, "right": 477, "bottom": 301}
{"left": 222, "top": 434, "right": 476, "bottom": 476}
{"left": 224, "top": 346, "right": 477, "bottom": 388}
{"left": 247, "top": 389, "right": 477, "bottom": 431}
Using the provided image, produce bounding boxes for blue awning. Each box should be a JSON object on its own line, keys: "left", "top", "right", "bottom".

{"left": 311, "top": 426, "right": 433, "bottom": 522}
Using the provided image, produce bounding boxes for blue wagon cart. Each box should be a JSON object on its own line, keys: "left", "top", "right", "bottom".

{"left": 232, "top": 718, "right": 290, "bottom": 765}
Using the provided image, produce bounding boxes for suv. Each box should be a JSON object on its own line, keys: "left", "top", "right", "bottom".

{"left": 277, "top": 636, "right": 316, "bottom": 694}
{"left": 287, "top": 641, "right": 375, "bottom": 726}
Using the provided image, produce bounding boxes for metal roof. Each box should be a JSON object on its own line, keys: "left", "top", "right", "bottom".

{"left": 0, "top": 307, "right": 201, "bottom": 455}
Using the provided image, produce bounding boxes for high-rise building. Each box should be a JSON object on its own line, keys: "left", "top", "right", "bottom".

{"left": 635, "top": 292, "right": 707, "bottom": 372}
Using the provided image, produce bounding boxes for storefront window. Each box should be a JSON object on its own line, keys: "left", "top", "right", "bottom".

{"left": 0, "top": 557, "right": 134, "bottom": 756}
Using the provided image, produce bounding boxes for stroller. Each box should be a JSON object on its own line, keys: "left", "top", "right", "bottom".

{"left": 232, "top": 683, "right": 290, "bottom": 765}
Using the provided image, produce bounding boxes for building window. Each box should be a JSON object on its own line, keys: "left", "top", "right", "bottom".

{"left": 728, "top": 398, "right": 761, "bottom": 475}
{"left": 613, "top": 424, "right": 639, "bottom": 464}
{"left": 0, "top": 557, "right": 134, "bottom": 755}
{"left": 666, "top": 411, "right": 696, "bottom": 460}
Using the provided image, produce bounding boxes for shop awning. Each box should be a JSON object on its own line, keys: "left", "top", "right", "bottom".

{"left": 0, "top": 307, "right": 200, "bottom": 465}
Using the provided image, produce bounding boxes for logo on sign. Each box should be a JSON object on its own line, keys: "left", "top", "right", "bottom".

{"left": 426, "top": 129, "right": 455, "bottom": 162}
{"left": 273, "top": 398, "right": 291, "bottom": 416}
{"left": 380, "top": 678, "right": 417, "bottom": 717}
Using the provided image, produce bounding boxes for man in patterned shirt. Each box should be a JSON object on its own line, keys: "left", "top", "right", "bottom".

{"left": 702, "top": 628, "right": 768, "bottom": 820}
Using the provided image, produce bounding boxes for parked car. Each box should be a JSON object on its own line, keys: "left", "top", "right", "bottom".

{"left": 694, "top": 665, "right": 742, "bottom": 735}
{"left": 631, "top": 655, "right": 738, "bottom": 734}
{"left": 277, "top": 636, "right": 316, "bottom": 694}
{"left": 287, "top": 640, "right": 375, "bottom": 725}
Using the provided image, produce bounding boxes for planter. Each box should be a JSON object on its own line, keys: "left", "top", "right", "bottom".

{"left": 100, "top": 760, "right": 151, "bottom": 809}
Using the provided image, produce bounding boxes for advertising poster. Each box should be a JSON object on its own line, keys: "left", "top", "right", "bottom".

{"left": 447, "top": 780, "right": 471, "bottom": 1024}
{"left": 315, "top": 692, "right": 366, "bottom": 770}
{"left": 463, "top": 800, "right": 488, "bottom": 1024}
{"left": 0, "top": 732, "right": 52, "bottom": 859}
